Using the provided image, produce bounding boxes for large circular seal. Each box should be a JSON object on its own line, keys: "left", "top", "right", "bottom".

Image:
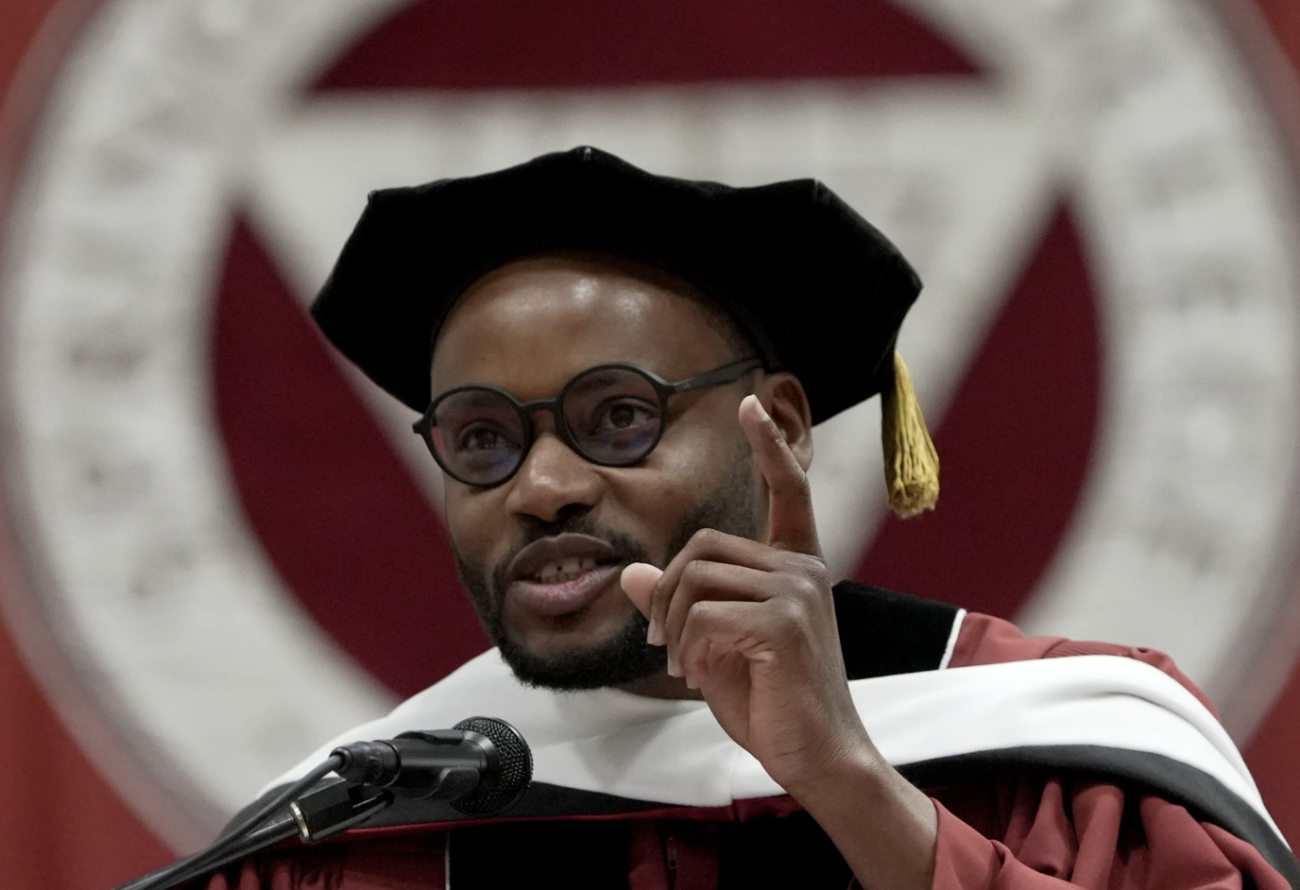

{"left": 1, "top": 0, "right": 1298, "bottom": 847}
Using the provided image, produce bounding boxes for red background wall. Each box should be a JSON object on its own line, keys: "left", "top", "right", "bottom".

{"left": 0, "top": 1, "right": 1298, "bottom": 887}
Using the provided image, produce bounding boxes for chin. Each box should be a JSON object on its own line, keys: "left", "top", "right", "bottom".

{"left": 496, "top": 613, "right": 667, "bottom": 690}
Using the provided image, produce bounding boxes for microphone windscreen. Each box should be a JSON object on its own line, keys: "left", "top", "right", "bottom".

{"left": 451, "top": 716, "right": 533, "bottom": 815}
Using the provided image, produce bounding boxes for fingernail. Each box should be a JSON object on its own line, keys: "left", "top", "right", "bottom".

{"left": 646, "top": 615, "right": 663, "bottom": 646}
{"left": 685, "top": 676, "right": 698, "bottom": 691}
{"left": 667, "top": 654, "right": 681, "bottom": 677}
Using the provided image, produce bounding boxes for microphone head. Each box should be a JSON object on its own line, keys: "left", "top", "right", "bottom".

{"left": 450, "top": 716, "right": 533, "bottom": 816}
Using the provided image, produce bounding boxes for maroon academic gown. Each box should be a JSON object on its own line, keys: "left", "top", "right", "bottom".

{"left": 197, "top": 585, "right": 1296, "bottom": 890}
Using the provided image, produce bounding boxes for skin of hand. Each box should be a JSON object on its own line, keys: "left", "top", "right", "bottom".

{"left": 621, "top": 394, "right": 939, "bottom": 890}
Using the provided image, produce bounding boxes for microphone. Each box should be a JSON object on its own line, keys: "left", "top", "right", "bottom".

{"left": 332, "top": 716, "right": 533, "bottom": 816}
{"left": 115, "top": 718, "right": 532, "bottom": 890}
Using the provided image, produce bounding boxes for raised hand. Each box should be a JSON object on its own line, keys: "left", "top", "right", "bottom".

{"left": 622, "top": 393, "right": 938, "bottom": 890}
{"left": 620, "top": 393, "right": 871, "bottom": 795}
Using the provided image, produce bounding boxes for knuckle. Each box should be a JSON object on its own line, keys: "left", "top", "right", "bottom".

{"left": 692, "top": 527, "right": 726, "bottom": 551}
{"left": 769, "top": 596, "right": 803, "bottom": 625}
{"left": 680, "top": 601, "right": 713, "bottom": 639}
{"left": 778, "top": 561, "right": 825, "bottom": 599}
{"left": 802, "top": 557, "right": 831, "bottom": 587}
{"left": 783, "top": 552, "right": 828, "bottom": 583}
{"left": 689, "top": 599, "right": 716, "bottom": 621}
{"left": 791, "top": 576, "right": 820, "bottom": 601}
{"left": 680, "top": 559, "right": 713, "bottom": 589}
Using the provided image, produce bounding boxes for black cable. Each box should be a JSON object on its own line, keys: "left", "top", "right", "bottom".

{"left": 133, "top": 815, "right": 300, "bottom": 890}
{"left": 213, "top": 755, "right": 344, "bottom": 848}
{"left": 114, "top": 720, "right": 532, "bottom": 890}
{"left": 114, "top": 754, "right": 344, "bottom": 890}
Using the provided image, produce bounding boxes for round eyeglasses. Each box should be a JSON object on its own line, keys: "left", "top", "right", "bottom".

{"left": 413, "top": 358, "right": 763, "bottom": 487}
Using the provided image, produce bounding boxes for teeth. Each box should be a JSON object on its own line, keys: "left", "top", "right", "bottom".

{"left": 535, "top": 557, "right": 599, "bottom": 583}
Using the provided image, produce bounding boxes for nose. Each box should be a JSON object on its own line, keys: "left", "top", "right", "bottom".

{"left": 503, "top": 427, "right": 604, "bottom": 523}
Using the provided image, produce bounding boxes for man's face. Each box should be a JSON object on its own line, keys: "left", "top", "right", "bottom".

{"left": 430, "top": 254, "right": 764, "bottom": 690}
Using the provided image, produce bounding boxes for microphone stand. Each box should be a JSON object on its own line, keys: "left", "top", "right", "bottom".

{"left": 116, "top": 776, "right": 392, "bottom": 890}
{"left": 115, "top": 717, "right": 532, "bottom": 890}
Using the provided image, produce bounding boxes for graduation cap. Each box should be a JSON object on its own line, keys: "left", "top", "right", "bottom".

{"left": 310, "top": 146, "right": 939, "bottom": 517}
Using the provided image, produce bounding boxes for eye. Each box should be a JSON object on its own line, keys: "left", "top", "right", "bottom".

{"left": 592, "top": 399, "right": 657, "bottom": 434}
{"left": 457, "top": 422, "right": 518, "bottom": 452}
{"left": 561, "top": 370, "right": 663, "bottom": 463}
{"left": 605, "top": 402, "right": 651, "bottom": 430}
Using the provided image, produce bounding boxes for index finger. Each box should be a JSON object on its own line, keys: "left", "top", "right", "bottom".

{"left": 738, "top": 394, "right": 821, "bottom": 556}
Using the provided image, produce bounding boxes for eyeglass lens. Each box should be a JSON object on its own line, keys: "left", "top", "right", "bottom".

{"left": 431, "top": 366, "right": 665, "bottom": 485}
{"left": 430, "top": 389, "right": 527, "bottom": 484}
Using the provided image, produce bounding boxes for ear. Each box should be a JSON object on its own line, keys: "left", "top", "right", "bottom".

{"left": 757, "top": 373, "right": 814, "bottom": 471}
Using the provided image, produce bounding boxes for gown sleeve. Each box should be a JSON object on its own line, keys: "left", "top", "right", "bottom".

{"left": 947, "top": 611, "right": 1217, "bottom": 714}
{"left": 932, "top": 777, "right": 1290, "bottom": 890}
{"left": 924, "top": 610, "right": 1290, "bottom": 890}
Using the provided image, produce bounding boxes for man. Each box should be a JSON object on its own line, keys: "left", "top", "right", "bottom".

{"left": 205, "top": 147, "right": 1296, "bottom": 890}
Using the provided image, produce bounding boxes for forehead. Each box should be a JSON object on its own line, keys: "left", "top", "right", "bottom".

{"left": 430, "top": 254, "right": 737, "bottom": 396}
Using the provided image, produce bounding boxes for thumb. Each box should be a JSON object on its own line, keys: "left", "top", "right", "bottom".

{"left": 620, "top": 562, "right": 663, "bottom": 619}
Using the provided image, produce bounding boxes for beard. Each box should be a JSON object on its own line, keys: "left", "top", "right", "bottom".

{"left": 454, "top": 450, "right": 761, "bottom": 690}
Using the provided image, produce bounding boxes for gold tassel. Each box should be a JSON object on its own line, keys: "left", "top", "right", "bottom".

{"left": 882, "top": 352, "right": 940, "bottom": 518}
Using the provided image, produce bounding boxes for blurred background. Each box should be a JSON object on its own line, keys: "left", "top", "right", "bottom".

{"left": 2, "top": 0, "right": 1300, "bottom": 886}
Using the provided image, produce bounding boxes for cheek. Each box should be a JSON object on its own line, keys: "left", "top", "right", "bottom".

{"left": 608, "top": 424, "right": 752, "bottom": 544}
{"left": 651, "top": 409, "right": 747, "bottom": 486}
{"left": 443, "top": 486, "right": 509, "bottom": 566}
{"left": 645, "top": 446, "right": 726, "bottom": 502}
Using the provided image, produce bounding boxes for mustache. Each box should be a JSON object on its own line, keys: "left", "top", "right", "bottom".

{"left": 488, "top": 513, "right": 653, "bottom": 595}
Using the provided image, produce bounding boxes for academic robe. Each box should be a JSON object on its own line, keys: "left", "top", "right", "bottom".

{"left": 196, "top": 583, "right": 1299, "bottom": 890}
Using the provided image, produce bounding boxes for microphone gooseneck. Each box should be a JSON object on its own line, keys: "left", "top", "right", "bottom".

{"left": 114, "top": 717, "right": 532, "bottom": 890}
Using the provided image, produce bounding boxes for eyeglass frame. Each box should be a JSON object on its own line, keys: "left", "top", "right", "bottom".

{"left": 412, "top": 357, "right": 765, "bottom": 487}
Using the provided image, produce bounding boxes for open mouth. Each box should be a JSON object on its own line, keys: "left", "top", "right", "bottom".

{"left": 505, "top": 534, "right": 631, "bottom": 618}
{"left": 533, "top": 556, "right": 603, "bottom": 584}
